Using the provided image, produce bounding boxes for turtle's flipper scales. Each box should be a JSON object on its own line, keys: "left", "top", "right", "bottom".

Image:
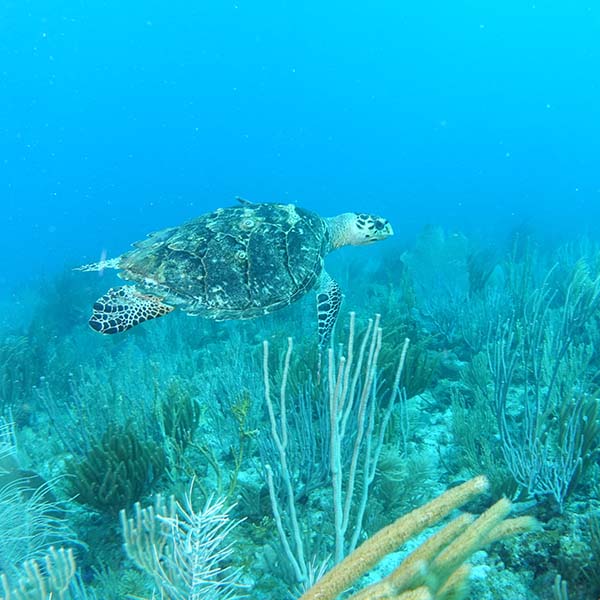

{"left": 74, "top": 258, "right": 121, "bottom": 272}
{"left": 89, "top": 286, "right": 174, "bottom": 334}
{"left": 316, "top": 271, "right": 342, "bottom": 348}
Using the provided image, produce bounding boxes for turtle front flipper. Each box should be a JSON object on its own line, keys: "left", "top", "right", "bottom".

{"left": 89, "top": 286, "right": 174, "bottom": 334}
{"left": 316, "top": 271, "right": 343, "bottom": 348}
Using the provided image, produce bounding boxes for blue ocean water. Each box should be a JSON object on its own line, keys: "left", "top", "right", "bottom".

{"left": 2, "top": 2, "right": 600, "bottom": 599}
{"left": 2, "top": 1, "right": 600, "bottom": 285}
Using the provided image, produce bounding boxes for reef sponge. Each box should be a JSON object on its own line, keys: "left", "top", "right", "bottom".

{"left": 300, "top": 476, "right": 536, "bottom": 600}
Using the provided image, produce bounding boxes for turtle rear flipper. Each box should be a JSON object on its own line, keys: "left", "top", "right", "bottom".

{"left": 89, "top": 286, "right": 174, "bottom": 334}
{"left": 74, "top": 257, "right": 121, "bottom": 272}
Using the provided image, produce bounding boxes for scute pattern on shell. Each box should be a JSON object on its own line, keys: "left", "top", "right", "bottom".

{"left": 116, "top": 202, "right": 330, "bottom": 320}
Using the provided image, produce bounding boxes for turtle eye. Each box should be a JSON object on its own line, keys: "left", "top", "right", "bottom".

{"left": 375, "top": 220, "right": 386, "bottom": 230}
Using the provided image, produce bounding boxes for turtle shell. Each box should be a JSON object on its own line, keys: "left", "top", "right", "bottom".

{"left": 117, "top": 202, "right": 330, "bottom": 320}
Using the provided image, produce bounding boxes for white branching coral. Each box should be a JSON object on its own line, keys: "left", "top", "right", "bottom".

{"left": 120, "top": 482, "right": 246, "bottom": 600}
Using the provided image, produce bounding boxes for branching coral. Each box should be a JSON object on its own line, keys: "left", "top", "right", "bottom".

{"left": 66, "top": 423, "right": 165, "bottom": 515}
{"left": 120, "top": 485, "right": 245, "bottom": 600}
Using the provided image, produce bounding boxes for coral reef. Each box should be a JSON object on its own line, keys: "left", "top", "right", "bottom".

{"left": 65, "top": 423, "right": 165, "bottom": 515}
{"left": 1, "top": 230, "right": 600, "bottom": 599}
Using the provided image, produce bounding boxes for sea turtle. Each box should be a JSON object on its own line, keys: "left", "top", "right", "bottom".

{"left": 77, "top": 199, "right": 393, "bottom": 346}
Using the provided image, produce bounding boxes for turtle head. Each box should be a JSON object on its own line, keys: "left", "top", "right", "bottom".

{"left": 327, "top": 212, "right": 393, "bottom": 249}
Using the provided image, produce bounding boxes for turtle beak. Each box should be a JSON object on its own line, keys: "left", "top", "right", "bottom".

{"left": 376, "top": 219, "right": 393, "bottom": 239}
